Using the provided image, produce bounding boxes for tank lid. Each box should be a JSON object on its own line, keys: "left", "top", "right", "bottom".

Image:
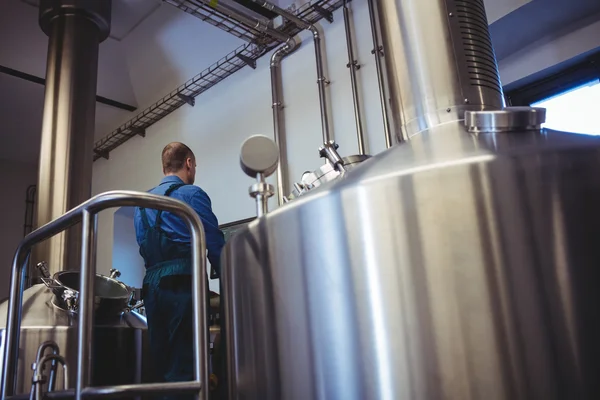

{"left": 465, "top": 107, "right": 546, "bottom": 133}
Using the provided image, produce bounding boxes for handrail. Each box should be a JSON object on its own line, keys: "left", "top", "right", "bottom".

{"left": 1, "top": 191, "right": 209, "bottom": 400}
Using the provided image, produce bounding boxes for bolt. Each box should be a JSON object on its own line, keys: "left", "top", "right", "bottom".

{"left": 449, "top": 12, "right": 453, "bottom": 17}
{"left": 446, "top": 108, "right": 451, "bottom": 113}
{"left": 464, "top": 98, "right": 470, "bottom": 104}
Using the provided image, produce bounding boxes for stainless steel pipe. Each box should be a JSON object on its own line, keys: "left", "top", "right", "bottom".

{"left": 176, "top": 0, "right": 290, "bottom": 42}
{"left": 34, "top": 0, "right": 111, "bottom": 278}
{"left": 366, "top": 0, "right": 393, "bottom": 147}
{"left": 271, "top": 39, "right": 299, "bottom": 205}
{"left": 343, "top": 0, "right": 365, "bottom": 155}
{"left": 377, "top": 0, "right": 504, "bottom": 139}
{"left": 250, "top": 0, "right": 333, "bottom": 144}
{"left": 2, "top": 191, "right": 209, "bottom": 400}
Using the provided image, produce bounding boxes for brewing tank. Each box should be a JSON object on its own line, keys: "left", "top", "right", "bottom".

{"left": 0, "top": 284, "right": 151, "bottom": 396}
{"left": 221, "top": 0, "right": 600, "bottom": 398}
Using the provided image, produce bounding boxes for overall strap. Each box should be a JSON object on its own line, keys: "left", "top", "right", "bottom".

{"left": 154, "top": 183, "right": 187, "bottom": 228}
{"left": 139, "top": 183, "right": 187, "bottom": 229}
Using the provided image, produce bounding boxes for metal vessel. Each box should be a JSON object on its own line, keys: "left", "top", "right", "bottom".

{"left": 222, "top": 0, "right": 600, "bottom": 399}
{"left": 0, "top": 284, "right": 150, "bottom": 396}
{"left": 1, "top": 191, "right": 210, "bottom": 400}
{"left": 287, "top": 141, "right": 371, "bottom": 201}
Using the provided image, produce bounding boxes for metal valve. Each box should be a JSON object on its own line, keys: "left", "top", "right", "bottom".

{"left": 109, "top": 268, "right": 121, "bottom": 279}
{"left": 319, "top": 140, "right": 346, "bottom": 172}
{"left": 36, "top": 261, "right": 51, "bottom": 279}
{"left": 240, "top": 135, "right": 280, "bottom": 217}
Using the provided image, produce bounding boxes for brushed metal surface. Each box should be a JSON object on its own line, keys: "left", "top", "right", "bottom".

{"left": 0, "top": 285, "right": 149, "bottom": 397}
{"left": 34, "top": 1, "right": 111, "bottom": 278}
{"left": 377, "top": 0, "right": 504, "bottom": 140}
{"left": 223, "top": 122, "right": 600, "bottom": 399}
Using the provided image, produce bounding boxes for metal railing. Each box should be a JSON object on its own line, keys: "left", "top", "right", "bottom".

{"left": 1, "top": 191, "right": 209, "bottom": 400}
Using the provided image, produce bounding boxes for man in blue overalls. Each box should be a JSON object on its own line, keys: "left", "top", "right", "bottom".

{"left": 134, "top": 142, "right": 226, "bottom": 399}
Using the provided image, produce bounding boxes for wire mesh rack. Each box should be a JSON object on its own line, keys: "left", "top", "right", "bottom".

{"left": 93, "top": 0, "right": 343, "bottom": 161}
{"left": 164, "top": 0, "right": 269, "bottom": 43}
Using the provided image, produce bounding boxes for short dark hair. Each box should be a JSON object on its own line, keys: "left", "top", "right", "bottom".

{"left": 162, "top": 142, "right": 194, "bottom": 173}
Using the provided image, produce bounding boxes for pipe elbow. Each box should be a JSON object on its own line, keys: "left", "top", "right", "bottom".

{"left": 270, "top": 38, "right": 298, "bottom": 66}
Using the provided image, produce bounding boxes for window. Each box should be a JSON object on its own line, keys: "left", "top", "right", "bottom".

{"left": 532, "top": 79, "right": 600, "bottom": 135}
{"left": 505, "top": 49, "right": 600, "bottom": 135}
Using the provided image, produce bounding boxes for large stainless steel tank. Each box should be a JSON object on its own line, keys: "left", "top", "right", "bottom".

{"left": 222, "top": 0, "right": 600, "bottom": 398}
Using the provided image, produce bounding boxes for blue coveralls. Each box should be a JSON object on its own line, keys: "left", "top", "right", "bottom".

{"left": 134, "top": 176, "right": 225, "bottom": 399}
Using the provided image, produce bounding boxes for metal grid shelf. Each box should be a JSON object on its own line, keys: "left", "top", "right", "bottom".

{"left": 164, "top": 0, "right": 269, "bottom": 43}
{"left": 93, "top": 0, "right": 343, "bottom": 161}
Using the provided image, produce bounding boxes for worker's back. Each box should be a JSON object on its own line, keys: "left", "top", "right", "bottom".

{"left": 133, "top": 175, "right": 224, "bottom": 271}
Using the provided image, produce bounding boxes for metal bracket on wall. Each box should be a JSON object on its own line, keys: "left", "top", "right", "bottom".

{"left": 236, "top": 53, "right": 257, "bottom": 69}
{"left": 0, "top": 64, "right": 137, "bottom": 112}
{"left": 131, "top": 127, "right": 146, "bottom": 137}
{"left": 94, "top": 150, "right": 110, "bottom": 160}
{"left": 371, "top": 45, "right": 384, "bottom": 56}
{"left": 312, "top": 4, "right": 334, "bottom": 23}
{"left": 177, "top": 92, "right": 196, "bottom": 107}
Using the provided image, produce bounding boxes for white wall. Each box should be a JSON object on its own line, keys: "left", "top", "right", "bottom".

{"left": 112, "top": 207, "right": 145, "bottom": 288}
{"left": 92, "top": 0, "right": 393, "bottom": 276}
{"left": 0, "top": 161, "right": 38, "bottom": 300}
{"left": 485, "top": 0, "right": 532, "bottom": 23}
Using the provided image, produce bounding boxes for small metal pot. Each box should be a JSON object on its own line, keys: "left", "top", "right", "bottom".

{"left": 41, "top": 269, "right": 138, "bottom": 315}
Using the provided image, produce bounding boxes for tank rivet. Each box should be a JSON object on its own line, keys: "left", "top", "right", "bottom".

{"left": 449, "top": 12, "right": 453, "bottom": 17}
{"left": 446, "top": 108, "right": 451, "bottom": 112}
{"left": 464, "top": 98, "right": 469, "bottom": 104}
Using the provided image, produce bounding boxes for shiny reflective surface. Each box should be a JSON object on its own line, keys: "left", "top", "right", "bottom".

{"left": 378, "top": 0, "right": 503, "bottom": 140}
{"left": 2, "top": 191, "right": 209, "bottom": 400}
{"left": 288, "top": 154, "right": 370, "bottom": 200}
{"left": 466, "top": 107, "right": 547, "bottom": 133}
{"left": 0, "top": 285, "right": 149, "bottom": 396}
{"left": 223, "top": 122, "right": 600, "bottom": 399}
{"left": 34, "top": 0, "right": 112, "bottom": 279}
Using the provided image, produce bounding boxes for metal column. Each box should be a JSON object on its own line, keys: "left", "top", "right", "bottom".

{"left": 34, "top": 0, "right": 112, "bottom": 277}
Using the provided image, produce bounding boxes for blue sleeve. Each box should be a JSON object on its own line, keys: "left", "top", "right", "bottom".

{"left": 189, "top": 190, "right": 225, "bottom": 277}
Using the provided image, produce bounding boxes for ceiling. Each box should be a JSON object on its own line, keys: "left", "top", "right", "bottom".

{"left": 490, "top": 0, "right": 600, "bottom": 61}
{"left": 20, "top": 0, "right": 162, "bottom": 41}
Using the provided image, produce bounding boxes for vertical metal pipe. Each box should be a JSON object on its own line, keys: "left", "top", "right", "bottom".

{"left": 343, "top": 0, "right": 366, "bottom": 155}
{"left": 367, "top": 0, "right": 393, "bottom": 147}
{"left": 312, "top": 29, "right": 332, "bottom": 144}
{"left": 189, "top": 210, "right": 209, "bottom": 400}
{"left": 255, "top": 174, "right": 270, "bottom": 217}
{"left": 248, "top": 1, "right": 332, "bottom": 145}
{"left": 35, "top": 1, "right": 111, "bottom": 277}
{"left": 76, "top": 210, "right": 94, "bottom": 400}
{"left": 271, "top": 39, "right": 298, "bottom": 205}
{"left": 1, "top": 250, "right": 27, "bottom": 397}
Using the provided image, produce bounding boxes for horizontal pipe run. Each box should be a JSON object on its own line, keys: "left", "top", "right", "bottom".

{"left": 0, "top": 64, "right": 137, "bottom": 112}
{"left": 187, "top": 0, "right": 290, "bottom": 42}
{"left": 250, "top": 0, "right": 332, "bottom": 144}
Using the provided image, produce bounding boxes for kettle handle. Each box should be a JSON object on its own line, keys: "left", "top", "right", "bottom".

{"left": 40, "top": 277, "right": 63, "bottom": 291}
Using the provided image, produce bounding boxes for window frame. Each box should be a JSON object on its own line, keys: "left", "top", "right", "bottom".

{"left": 505, "top": 50, "right": 600, "bottom": 106}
